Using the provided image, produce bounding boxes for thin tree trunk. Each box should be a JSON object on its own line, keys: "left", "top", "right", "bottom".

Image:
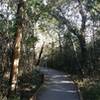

{"left": 33, "top": 44, "right": 36, "bottom": 66}
{"left": 70, "top": 37, "right": 83, "bottom": 77}
{"left": 32, "top": 26, "right": 36, "bottom": 66}
{"left": 9, "top": 32, "right": 22, "bottom": 91}
{"left": 2, "top": 48, "right": 8, "bottom": 78}
{"left": 77, "top": 0, "right": 89, "bottom": 75}
{"left": 58, "top": 32, "right": 62, "bottom": 53}
{"left": 8, "top": 0, "right": 25, "bottom": 95}
{"left": 36, "top": 42, "right": 45, "bottom": 66}
{"left": 77, "top": 34, "right": 88, "bottom": 68}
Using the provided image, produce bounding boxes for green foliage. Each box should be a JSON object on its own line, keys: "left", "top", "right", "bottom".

{"left": 19, "top": 69, "right": 44, "bottom": 89}
{"left": 81, "top": 81, "right": 100, "bottom": 100}
{"left": 0, "top": 80, "right": 20, "bottom": 100}
{"left": 86, "top": 0, "right": 100, "bottom": 18}
{"left": 26, "top": 36, "right": 38, "bottom": 46}
{"left": 27, "top": 0, "right": 42, "bottom": 7}
{"left": 0, "top": 0, "right": 100, "bottom": 99}
{"left": 32, "top": 70, "right": 44, "bottom": 85}
{"left": 0, "top": 19, "right": 6, "bottom": 33}
{"left": 8, "top": 95, "right": 20, "bottom": 100}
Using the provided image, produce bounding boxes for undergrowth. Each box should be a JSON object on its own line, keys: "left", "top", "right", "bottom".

{"left": 0, "top": 69, "right": 44, "bottom": 100}
{"left": 74, "top": 76, "right": 100, "bottom": 100}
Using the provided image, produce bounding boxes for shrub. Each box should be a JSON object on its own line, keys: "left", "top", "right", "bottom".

{"left": 80, "top": 80, "right": 100, "bottom": 100}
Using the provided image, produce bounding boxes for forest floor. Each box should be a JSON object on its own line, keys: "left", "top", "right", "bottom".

{"left": 36, "top": 67, "right": 80, "bottom": 100}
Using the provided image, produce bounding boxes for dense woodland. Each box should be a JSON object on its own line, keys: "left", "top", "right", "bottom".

{"left": 0, "top": 0, "right": 100, "bottom": 100}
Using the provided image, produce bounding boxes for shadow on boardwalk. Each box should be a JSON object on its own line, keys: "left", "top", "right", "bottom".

{"left": 36, "top": 67, "right": 80, "bottom": 100}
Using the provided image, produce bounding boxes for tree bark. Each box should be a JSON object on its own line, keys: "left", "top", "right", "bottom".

{"left": 36, "top": 42, "right": 45, "bottom": 66}
{"left": 70, "top": 37, "right": 83, "bottom": 77}
{"left": 58, "top": 32, "right": 63, "bottom": 53}
{"left": 8, "top": 0, "right": 25, "bottom": 95}
{"left": 77, "top": 34, "right": 88, "bottom": 69}
{"left": 2, "top": 48, "right": 8, "bottom": 78}
{"left": 33, "top": 44, "right": 36, "bottom": 66}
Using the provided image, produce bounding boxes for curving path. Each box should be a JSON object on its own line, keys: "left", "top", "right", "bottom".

{"left": 36, "top": 67, "right": 80, "bottom": 100}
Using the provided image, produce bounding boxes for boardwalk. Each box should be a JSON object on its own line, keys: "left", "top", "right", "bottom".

{"left": 37, "top": 67, "right": 80, "bottom": 100}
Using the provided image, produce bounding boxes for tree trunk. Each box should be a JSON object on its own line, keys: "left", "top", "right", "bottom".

{"left": 33, "top": 44, "right": 36, "bottom": 66}
{"left": 36, "top": 42, "right": 45, "bottom": 66}
{"left": 8, "top": 0, "right": 25, "bottom": 95}
{"left": 58, "top": 32, "right": 62, "bottom": 53}
{"left": 2, "top": 48, "right": 8, "bottom": 78}
{"left": 77, "top": 34, "right": 88, "bottom": 72}
{"left": 70, "top": 37, "right": 84, "bottom": 79}
{"left": 77, "top": 0, "right": 89, "bottom": 75}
